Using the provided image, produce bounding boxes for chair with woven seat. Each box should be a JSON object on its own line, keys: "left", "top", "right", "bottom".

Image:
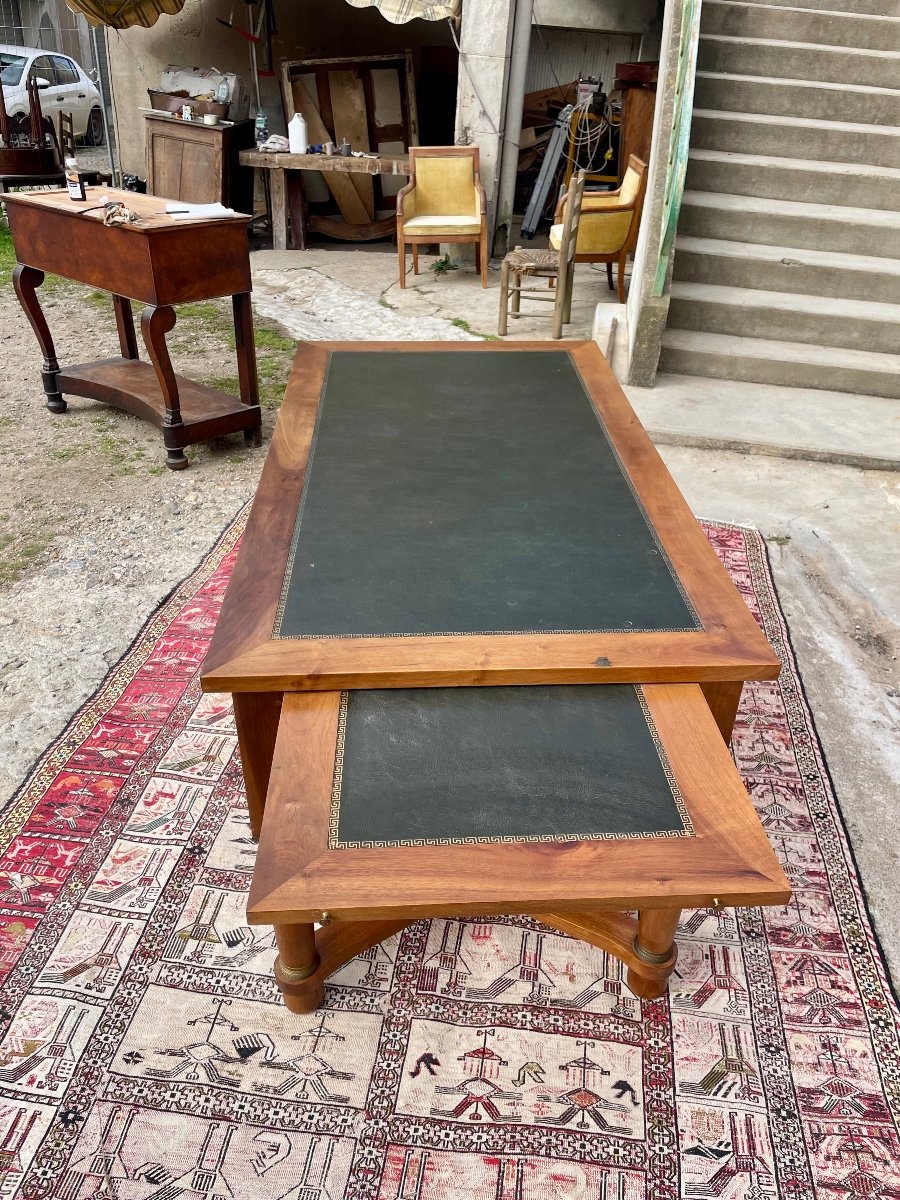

{"left": 396, "top": 145, "right": 488, "bottom": 289}
{"left": 551, "top": 155, "right": 647, "bottom": 303}
{"left": 497, "top": 170, "right": 586, "bottom": 340}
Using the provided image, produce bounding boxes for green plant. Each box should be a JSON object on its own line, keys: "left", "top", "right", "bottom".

{"left": 430, "top": 254, "right": 458, "bottom": 277}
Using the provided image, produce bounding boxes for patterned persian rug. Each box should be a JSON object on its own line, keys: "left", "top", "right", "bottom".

{"left": 0, "top": 517, "right": 898, "bottom": 1200}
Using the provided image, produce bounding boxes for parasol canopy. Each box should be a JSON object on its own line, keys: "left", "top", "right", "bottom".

{"left": 343, "top": 0, "right": 459, "bottom": 21}
{"left": 64, "top": 0, "right": 187, "bottom": 29}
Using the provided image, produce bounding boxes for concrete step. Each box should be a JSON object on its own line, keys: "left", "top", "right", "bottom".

{"left": 690, "top": 109, "right": 900, "bottom": 169}
{"left": 686, "top": 149, "right": 900, "bottom": 212}
{"left": 672, "top": 235, "right": 900, "bottom": 303}
{"left": 738, "top": 0, "right": 899, "bottom": 16}
{"left": 697, "top": 34, "right": 900, "bottom": 88}
{"left": 658, "top": 329, "right": 900, "bottom": 398}
{"left": 701, "top": 1, "right": 900, "bottom": 51}
{"left": 679, "top": 191, "right": 900, "bottom": 258}
{"left": 626, "top": 374, "right": 900, "bottom": 472}
{"left": 694, "top": 71, "right": 900, "bottom": 127}
{"left": 668, "top": 281, "right": 900, "bottom": 354}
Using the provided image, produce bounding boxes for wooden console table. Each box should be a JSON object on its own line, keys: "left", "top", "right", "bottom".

{"left": 240, "top": 149, "right": 409, "bottom": 250}
{"left": 5, "top": 186, "right": 262, "bottom": 469}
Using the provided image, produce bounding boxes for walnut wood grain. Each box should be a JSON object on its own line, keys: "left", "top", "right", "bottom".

{"left": 252, "top": 683, "right": 788, "bottom": 1011}
{"left": 247, "top": 683, "right": 790, "bottom": 924}
{"left": 202, "top": 340, "right": 780, "bottom": 694}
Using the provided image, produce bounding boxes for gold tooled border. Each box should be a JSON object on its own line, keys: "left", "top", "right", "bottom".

{"left": 328, "top": 685, "right": 694, "bottom": 850}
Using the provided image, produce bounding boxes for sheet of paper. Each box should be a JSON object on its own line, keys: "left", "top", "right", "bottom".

{"left": 165, "top": 201, "right": 235, "bottom": 220}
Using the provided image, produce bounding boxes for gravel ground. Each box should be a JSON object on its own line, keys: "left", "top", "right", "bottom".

{"left": 0, "top": 229, "right": 285, "bottom": 804}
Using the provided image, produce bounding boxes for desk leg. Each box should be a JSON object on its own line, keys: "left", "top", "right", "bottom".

{"left": 270, "top": 168, "right": 288, "bottom": 252}
{"left": 286, "top": 170, "right": 307, "bottom": 251}
{"left": 13, "top": 264, "right": 64, "bottom": 413}
{"left": 628, "top": 907, "right": 681, "bottom": 1000}
{"left": 113, "top": 295, "right": 139, "bottom": 360}
{"left": 700, "top": 681, "right": 743, "bottom": 744}
{"left": 232, "top": 293, "right": 262, "bottom": 447}
{"left": 140, "top": 304, "right": 187, "bottom": 471}
{"left": 233, "top": 691, "right": 283, "bottom": 838}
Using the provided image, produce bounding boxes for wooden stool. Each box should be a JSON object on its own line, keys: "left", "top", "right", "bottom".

{"left": 248, "top": 683, "right": 790, "bottom": 1014}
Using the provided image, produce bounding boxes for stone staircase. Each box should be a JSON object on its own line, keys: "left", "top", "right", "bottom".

{"left": 659, "top": 0, "right": 900, "bottom": 397}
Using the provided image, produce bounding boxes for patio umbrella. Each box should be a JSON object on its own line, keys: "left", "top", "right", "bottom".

{"left": 63, "top": 0, "right": 187, "bottom": 29}
{"left": 343, "top": 0, "right": 459, "bottom": 21}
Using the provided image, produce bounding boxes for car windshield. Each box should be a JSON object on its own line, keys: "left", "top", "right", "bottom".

{"left": 1, "top": 54, "right": 27, "bottom": 86}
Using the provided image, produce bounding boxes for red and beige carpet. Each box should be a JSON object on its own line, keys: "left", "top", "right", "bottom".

{"left": 0, "top": 519, "right": 898, "bottom": 1199}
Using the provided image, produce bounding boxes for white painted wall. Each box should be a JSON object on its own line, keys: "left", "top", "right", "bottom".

{"left": 532, "top": 0, "right": 659, "bottom": 34}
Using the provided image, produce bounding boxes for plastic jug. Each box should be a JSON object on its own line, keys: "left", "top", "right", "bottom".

{"left": 288, "top": 113, "right": 308, "bottom": 155}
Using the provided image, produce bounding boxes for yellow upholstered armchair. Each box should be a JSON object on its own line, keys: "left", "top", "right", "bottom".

{"left": 551, "top": 155, "right": 648, "bottom": 303}
{"left": 396, "top": 146, "right": 488, "bottom": 289}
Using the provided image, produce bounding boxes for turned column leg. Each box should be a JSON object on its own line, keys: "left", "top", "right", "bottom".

{"left": 274, "top": 923, "right": 325, "bottom": 1014}
{"left": 627, "top": 907, "right": 681, "bottom": 999}
{"left": 13, "top": 264, "right": 64, "bottom": 412}
{"left": 140, "top": 304, "right": 186, "bottom": 470}
{"left": 232, "top": 292, "right": 262, "bottom": 447}
{"left": 113, "top": 294, "right": 139, "bottom": 360}
{"left": 232, "top": 691, "right": 283, "bottom": 838}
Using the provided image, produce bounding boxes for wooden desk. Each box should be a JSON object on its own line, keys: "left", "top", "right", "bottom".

{"left": 240, "top": 149, "right": 409, "bottom": 250}
{"left": 201, "top": 340, "right": 779, "bottom": 834}
{"left": 5, "top": 186, "right": 262, "bottom": 470}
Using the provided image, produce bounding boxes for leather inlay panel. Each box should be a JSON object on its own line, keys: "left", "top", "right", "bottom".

{"left": 276, "top": 350, "right": 700, "bottom": 639}
{"left": 330, "top": 685, "right": 692, "bottom": 848}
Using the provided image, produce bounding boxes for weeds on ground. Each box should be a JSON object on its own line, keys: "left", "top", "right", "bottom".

{"left": 431, "top": 254, "right": 457, "bottom": 277}
{"left": 451, "top": 317, "right": 500, "bottom": 341}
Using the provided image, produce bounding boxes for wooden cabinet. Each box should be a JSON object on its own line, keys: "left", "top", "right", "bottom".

{"left": 617, "top": 84, "right": 657, "bottom": 182}
{"left": 145, "top": 115, "right": 255, "bottom": 213}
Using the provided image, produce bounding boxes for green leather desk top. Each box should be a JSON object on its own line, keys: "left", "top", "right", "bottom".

{"left": 275, "top": 350, "right": 700, "bottom": 640}
{"left": 330, "top": 684, "right": 692, "bottom": 849}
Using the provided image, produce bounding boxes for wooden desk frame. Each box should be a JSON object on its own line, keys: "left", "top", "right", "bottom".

{"left": 248, "top": 685, "right": 790, "bottom": 1013}
{"left": 201, "top": 340, "right": 779, "bottom": 835}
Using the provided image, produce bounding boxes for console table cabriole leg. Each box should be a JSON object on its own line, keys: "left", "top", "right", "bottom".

{"left": 274, "top": 923, "right": 325, "bottom": 1015}
{"left": 140, "top": 304, "right": 186, "bottom": 470}
{"left": 232, "top": 292, "right": 262, "bottom": 447}
{"left": 13, "top": 264, "right": 64, "bottom": 412}
{"left": 627, "top": 907, "right": 681, "bottom": 999}
{"left": 113, "top": 294, "right": 139, "bottom": 360}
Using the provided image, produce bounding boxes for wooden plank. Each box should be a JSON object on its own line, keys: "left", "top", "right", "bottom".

{"left": 240, "top": 150, "right": 409, "bottom": 173}
{"left": 290, "top": 80, "right": 369, "bottom": 225}
{"left": 329, "top": 70, "right": 374, "bottom": 219}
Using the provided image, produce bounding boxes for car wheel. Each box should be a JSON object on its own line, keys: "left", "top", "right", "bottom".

{"left": 85, "top": 106, "right": 104, "bottom": 146}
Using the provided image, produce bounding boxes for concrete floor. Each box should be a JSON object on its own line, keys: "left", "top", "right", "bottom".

{"left": 249, "top": 241, "right": 900, "bottom": 984}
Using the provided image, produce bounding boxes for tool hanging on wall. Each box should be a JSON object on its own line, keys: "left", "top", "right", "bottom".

{"left": 216, "top": 0, "right": 235, "bottom": 29}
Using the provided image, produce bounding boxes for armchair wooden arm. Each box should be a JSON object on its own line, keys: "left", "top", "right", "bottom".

{"left": 396, "top": 179, "right": 416, "bottom": 220}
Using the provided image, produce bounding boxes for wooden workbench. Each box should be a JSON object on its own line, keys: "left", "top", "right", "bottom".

{"left": 5, "top": 186, "right": 262, "bottom": 470}
{"left": 240, "top": 149, "right": 410, "bottom": 250}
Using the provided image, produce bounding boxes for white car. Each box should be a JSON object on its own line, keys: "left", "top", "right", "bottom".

{"left": 1, "top": 45, "right": 103, "bottom": 145}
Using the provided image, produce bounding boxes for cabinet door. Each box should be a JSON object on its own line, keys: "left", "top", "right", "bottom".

{"left": 149, "top": 127, "right": 222, "bottom": 203}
